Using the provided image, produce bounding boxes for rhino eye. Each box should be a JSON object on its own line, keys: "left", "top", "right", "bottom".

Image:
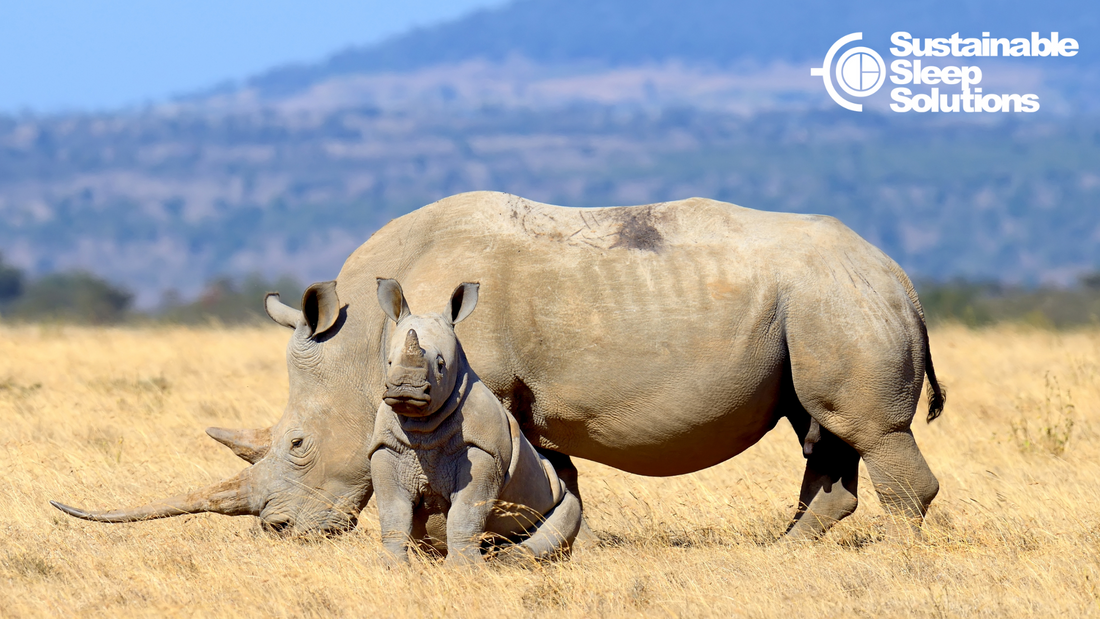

{"left": 290, "top": 438, "right": 303, "bottom": 449}
{"left": 436, "top": 356, "right": 445, "bottom": 371}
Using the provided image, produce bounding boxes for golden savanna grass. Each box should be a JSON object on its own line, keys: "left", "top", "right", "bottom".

{"left": 1, "top": 324, "right": 1099, "bottom": 617}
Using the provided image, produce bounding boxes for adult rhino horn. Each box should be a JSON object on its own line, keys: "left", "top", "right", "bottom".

{"left": 206, "top": 426, "right": 271, "bottom": 464}
{"left": 50, "top": 468, "right": 258, "bottom": 523}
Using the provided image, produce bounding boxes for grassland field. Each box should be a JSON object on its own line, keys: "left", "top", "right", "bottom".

{"left": 1, "top": 324, "right": 1098, "bottom": 617}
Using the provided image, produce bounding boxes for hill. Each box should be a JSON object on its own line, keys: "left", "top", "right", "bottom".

{"left": 3, "top": 107, "right": 1098, "bottom": 308}
{"left": 249, "top": 0, "right": 1100, "bottom": 97}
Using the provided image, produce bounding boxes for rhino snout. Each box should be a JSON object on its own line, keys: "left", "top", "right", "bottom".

{"left": 384, "top": 382, "right": 432, "bottom": 415}
{"left": 261, "top": 513, "right": 357, "bottom": 538}
{"left": 261, "top": 517, "right": 293, "bottom": 536}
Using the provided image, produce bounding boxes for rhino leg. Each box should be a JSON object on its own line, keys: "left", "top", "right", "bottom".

{"left": 785, "top": 409, "right": 860, "bottom": 540}
{"left": 498, "top": 488, "right": 582, "bottom": 562}
{"left": 790, "top": 397, "right": 938, "bottom": 541}
{"left": 445, "top": 448, "right": 502, "bottom": 565}
{"left": 371, "top": 451, "right": 416, "bottom": 564}
{"left": 537, "top": 450, "right": 596, "bottom": 544}
{"left": 860, "top": 429, "right": 939, "bottom": 539}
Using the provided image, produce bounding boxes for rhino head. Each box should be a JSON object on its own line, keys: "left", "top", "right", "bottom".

{"left": 377, "top": 278, "right": 479, "bottom": 419}
{"left": 52, "top": 281, "right": 377, "bottom": 536}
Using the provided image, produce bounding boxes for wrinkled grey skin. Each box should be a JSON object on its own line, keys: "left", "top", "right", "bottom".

{"left": 370, "top": 279, "right": 581, "bottom": 564}
{"left": 52, "top": 191, "right": 944, "bottom": 541}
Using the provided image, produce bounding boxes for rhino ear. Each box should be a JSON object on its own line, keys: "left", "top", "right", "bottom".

{"left": 302, "top": 281, "right": 340, "bottom": 337}
{"left": 265, "top": 293, "right": 301, "bottom": 329}
{"left": 447, "top": 282, "right": 479, "bottom": 325}
{"left": 376, "top": 278, "right": 411, "bottom": 323}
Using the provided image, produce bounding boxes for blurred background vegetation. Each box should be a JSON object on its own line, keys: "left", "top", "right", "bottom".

{"left": 4, "top": 249, "right": 1100, "bottom": 328}
{"left": 158, "top": 274, "right": 303, "bottom": 325}
{"left": 0, "top": 252, "right": 300, "bottom": 325}
{"left": 917, "top": 276, "right": 1100, "bottom": 329}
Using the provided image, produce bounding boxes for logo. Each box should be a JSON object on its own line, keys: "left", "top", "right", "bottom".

{"left": 812, "top": 33, "right": 885, "bottom": 111}
{"left": 812, "top": 31, "right": 1079, "bottom": 113}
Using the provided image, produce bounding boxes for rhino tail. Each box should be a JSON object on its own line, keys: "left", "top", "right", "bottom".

{"left": 924, "top": 334, "right": 946, "bottom": 423}
{"left": 512, "top": 489, "right": 583, "bottom": 561}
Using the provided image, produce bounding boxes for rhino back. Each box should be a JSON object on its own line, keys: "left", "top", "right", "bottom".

{"left": 337, "top": 192, "right": 921, "bottom": 476}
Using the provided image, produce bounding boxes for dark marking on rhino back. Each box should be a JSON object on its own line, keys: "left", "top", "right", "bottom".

{"left": 610, "top": 207, "right": 664, "bottom": 252}
{"left": 506, "top": 197, "right": 669, "bottom": 252}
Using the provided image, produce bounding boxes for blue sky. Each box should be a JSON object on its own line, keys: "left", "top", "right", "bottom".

{"left": 0, "top": 0, "right": 506, "bottom": 113}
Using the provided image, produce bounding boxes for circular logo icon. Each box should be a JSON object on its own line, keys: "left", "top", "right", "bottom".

{"left": 835, "top": 46, "right": 886, "bottom": 98}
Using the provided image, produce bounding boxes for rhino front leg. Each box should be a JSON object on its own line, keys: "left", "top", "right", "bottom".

{"left": 785, "top": 412, "right": 860, "bottom": 540}
{"left": 445, "top": 448, "right": 502, "bottom": 565}
{"left": 371, "top": 451, "right": 417, "bottom": 564}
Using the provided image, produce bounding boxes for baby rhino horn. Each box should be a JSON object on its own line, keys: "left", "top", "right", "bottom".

{"left": 404, "top": 329, "right": 423, "bottom": 357}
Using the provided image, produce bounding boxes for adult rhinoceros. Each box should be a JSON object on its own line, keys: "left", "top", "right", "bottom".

{"left": 53, "top": 191, "right": 944, "bottom": 540}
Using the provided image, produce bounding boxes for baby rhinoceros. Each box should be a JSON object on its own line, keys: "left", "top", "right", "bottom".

{"left": 369, "top": 278, "right": 582, "bottom": 564}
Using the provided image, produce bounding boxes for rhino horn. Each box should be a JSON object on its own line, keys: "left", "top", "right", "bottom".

{"left": 404, "top": 329, "right": 423, "bottom": 357}
{"left": 50, "top": 468, "right": 258, "bottom": 523}
{"left": 206, "top": 426, "right": 272, "bottom": 464}
{"left": 264, "top": 292, "right": 301, "bottom": 329}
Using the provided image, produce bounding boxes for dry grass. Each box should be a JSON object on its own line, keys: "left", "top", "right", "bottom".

{"left": 2, "top": 323, "right": 1099, "bottom": 617}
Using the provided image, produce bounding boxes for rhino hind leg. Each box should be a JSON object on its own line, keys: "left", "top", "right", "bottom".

{"left": 861, "top": 430, "right": 939, "bottom": 539}
{"left": 785, "top": 416, "right": 860, "bottom": 540}
{"left": 537, "top": 450, "right": 596, "bottom": 544}
{"left": 497, "top": 488, "right": 582, "bottom": 563}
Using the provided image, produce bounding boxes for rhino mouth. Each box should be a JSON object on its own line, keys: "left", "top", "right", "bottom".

{"left": 261, "top": 513, "right": 358, "bottom": 538}
{"left": 261, "top": 518, "right": 293, "bottom": 536}
{"left": 384, "top": 383, "right": 432, "bottom": 416}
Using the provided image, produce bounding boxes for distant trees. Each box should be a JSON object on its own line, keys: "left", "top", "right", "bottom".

{"left": 0, "top": 253, "right": 133, "bottom": 324}
{"left": 6, "top": 248, "right": 1100, "bottom": 329}
{"left": 917, "top": 275, "right": 1100, "bottom": 329}
{"left": 159, "top": 274, "right": 303, "bottom": 324}
{"left": 0, "top": 255, "right": 300, "bottom": 326}
{"left": 917, "top": 280, "right": 997, "bottom": 327}
{"left": 0, "top": 255, "right": 23, "bottom": 305}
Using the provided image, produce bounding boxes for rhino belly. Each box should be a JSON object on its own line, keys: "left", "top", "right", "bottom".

{"left": 553, "top": 395, "right": 782, "bottom": 476}
{"left": 519, "top": 349, "right": 787, "bottom": 477}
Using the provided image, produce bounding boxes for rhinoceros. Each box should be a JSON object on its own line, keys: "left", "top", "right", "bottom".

{"left": 52, "top": 191, "right": 944, "bottom": 541}
{"left": 370, "top": 279, "right": 581, "bottom": 563}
